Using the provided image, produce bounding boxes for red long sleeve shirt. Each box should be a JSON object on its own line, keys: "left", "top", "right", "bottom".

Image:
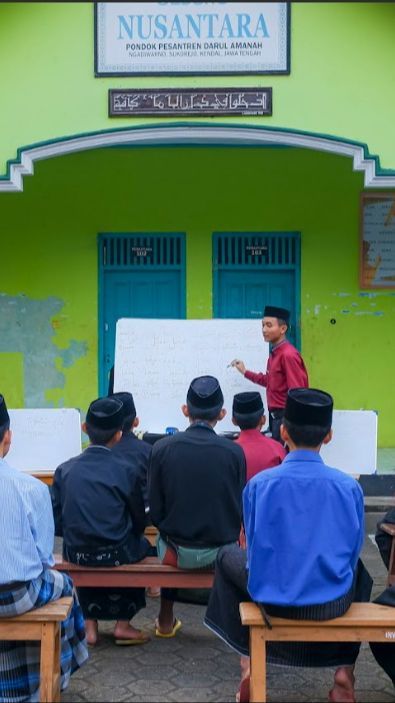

{"left": 244, "top": 340, "right": 308, "bottom": 410}
{"left": 235, "top": 429, "right": 286, "bottom": 482}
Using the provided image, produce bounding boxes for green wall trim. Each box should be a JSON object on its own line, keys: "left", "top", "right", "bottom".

{"left": 1, "top": 122, "right": 395, "bottom": 192}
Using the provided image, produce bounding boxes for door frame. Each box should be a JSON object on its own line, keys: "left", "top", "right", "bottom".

{"left": 212, "top": 231, "right": 301, "bottom": 348}
{"left": 98, "top": 232, "right": 186, "bottom": 394}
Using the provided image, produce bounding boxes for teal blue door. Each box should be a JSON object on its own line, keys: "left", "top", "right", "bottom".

{"left": 213, "top": 233, "right": 300, "bottom": 347}
{"left": 99, "top": 234, "right": 186, "bottom": 394}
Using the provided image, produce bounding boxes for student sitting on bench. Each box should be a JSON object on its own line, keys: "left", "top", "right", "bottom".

{"left": 52, "top": 396, "right": 152, "bottom": 646}
{"left": 204, "top": 388, "right": 372, "bottom": 703}
{"left": 148, "top": 375, "right": 246, "bottom": 637}
{"left": 0, "top": 394, "right": 88, "bottom": 702}
{"left": 232, "top": 391, "right": 286, "bottom": 482}
{"left": 110, "top": 391, "right": 151, "bottom": 513}
{"left": 110, "top": 390, "right": 160, "bottom": 598}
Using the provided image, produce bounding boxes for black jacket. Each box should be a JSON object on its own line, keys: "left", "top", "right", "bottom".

{"left": 52, "top": 445, "right": 148, "bottom": 561}
{"left": 112, "top": 432, "right": 151, "bottom": 509}
{"left": 148, "top": 423, "right": 246, "bottom": 547}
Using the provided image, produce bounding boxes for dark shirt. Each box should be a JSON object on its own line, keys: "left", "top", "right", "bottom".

{"left": 112, "top": 432, "right": 151, "bottom": 508}
{"left": 148, "top": 423, "right": 246, "bottom": 548}
{"left": 52, "top": 445, "right": 148, "bottom": 561}
{"left": 244, "top": 340, "right": 308, "bottom": 410}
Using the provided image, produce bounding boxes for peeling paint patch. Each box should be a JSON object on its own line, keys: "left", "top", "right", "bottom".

{"left": 337, "top": 292, "right": 351, "bottom": 298}
{"left": 314, "top": 305, "right": 321, "bottom": 315}
{"left": 355, "top": 310, "right": 384, "bottom": 316}
{"left": 359, "top": 292, "right": 378, "bottom": 298}
{"left": 0, "top": 294, "right": 87, "bottom": 407}
{"left": 341, "top": 310, "right": 351, "bottom": 314}
{"left": 59, "top": 341, "right": 88, "bottom": 368}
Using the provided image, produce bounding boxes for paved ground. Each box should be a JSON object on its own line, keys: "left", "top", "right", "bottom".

{"left": 60, "top": 512, "right": 395, "bottom": 703}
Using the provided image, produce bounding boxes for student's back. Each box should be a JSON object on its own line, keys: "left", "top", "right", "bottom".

{"left": 0, "top": 393, "right": 88, "bottom": 701}
{"left": 149, "top": 422, "right": 245, "bottom": 546}
{"left": 232, "top": 392, "right": 286, "bottom": 483}
{"left": 52, "top": 396, "right": 151, "bottom": 646}
{"left": 53, "top": 446, "right": 146, "bottom": 554}
{"left": 109, "top": 392, "right": 151, "bottom": 509}
{"left": 1, "top": 464, "right": 54, "bottom": 583}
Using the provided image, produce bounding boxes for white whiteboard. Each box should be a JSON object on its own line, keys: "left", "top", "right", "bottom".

{"left": 320, "top": 410, "right": 377, "bottom": 475}
{"left": 114, "top": 318, "right": 269, "bottom": 433}
{"left": 7, "top": 409, "right": 82, "bottom": 474}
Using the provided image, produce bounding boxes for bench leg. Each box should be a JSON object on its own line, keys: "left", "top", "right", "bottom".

{"left": 250, "top": 626, "right": 266, "bottom": 703}
{"left": 39, "top": 622, "right": 61, "bottom": 702}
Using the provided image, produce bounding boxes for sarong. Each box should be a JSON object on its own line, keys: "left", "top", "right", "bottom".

{"left": 204, "top": 543, "right": 373, "bottom": 667}
{"left": 64, "top": 539, "right": 152, "bottom": 621}
{"left": 0, "top": 568, "right": 88, "bottom": 703}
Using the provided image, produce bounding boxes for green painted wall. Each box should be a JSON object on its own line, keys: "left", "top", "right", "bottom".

{"left": 0, "top": 146, "right": 394, "bottom": 444}
{"left": 0, "top": 3, "right": 394, "bottom": 171}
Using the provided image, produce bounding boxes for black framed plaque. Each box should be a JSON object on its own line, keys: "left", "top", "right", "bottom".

{"left": 109, "top": 88, "right": 272, "bottom": 117}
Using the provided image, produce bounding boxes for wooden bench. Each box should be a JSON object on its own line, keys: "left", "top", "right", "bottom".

{"left": 240, "top": 601, "right": 395, "bottom": 703}
{"left": 144, "top": 524, "right": 159, "bottom": 546}
{"left": 54, "top": 554, "right": 214, "bottom": 589}
{"left": 381, "top": 522, "right": 395, "bottom": 587}
{"left": 0, "top": 596, "right": 72, "bottom": 703}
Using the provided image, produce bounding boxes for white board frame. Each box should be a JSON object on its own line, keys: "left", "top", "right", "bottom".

{"left": 114, "top": 318, "right": 269, "bottom": 433}
{"left": 320, "top": 410, "right": 377, "bottom": 476}
{"left": 7, "top": 408, "right": 82, "bottom": 474}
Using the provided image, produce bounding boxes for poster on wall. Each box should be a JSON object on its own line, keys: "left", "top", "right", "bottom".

{"left": 360, "top": 192, "right": 395, "bottom": 289}
{"left": 95, "top": 2, "right": 290, "bottom": 76}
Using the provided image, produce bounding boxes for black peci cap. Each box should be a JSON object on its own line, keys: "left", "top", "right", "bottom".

{"left": 284, "top": 388, "right": 333, "bottom": 428}
{"left": 86, "top": 396, "right": 124, "bottom": 431}
{"left": 187, "top": 376, "right": 224, "bottom": 416}
{"left": 110, "top": 392, "right": 136, "bottom": 421}
{"left": 263, "top": 306, "right": 290, "bottom": 323}
{"left": 233, "top": 392, "right": 264, "bottom": 418}
{"left": 0, "top": 395, "right": 10, "bottom": 426}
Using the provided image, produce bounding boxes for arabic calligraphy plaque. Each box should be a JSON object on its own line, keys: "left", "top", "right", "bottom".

{"left": 108, "top": 88, "right": 272, "bottom": 117}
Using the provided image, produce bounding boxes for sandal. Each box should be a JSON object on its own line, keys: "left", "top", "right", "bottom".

{"left": 114, "top": 632, "right": 150, "bottom": 646}
{"left": 155, "top": 618, "right": 182, "bottom": 638}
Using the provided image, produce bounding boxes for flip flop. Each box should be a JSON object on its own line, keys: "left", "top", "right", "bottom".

{"left": 155, "top": 618, "right": 182, "bottom": 638}
{"left": 114, "top": 633, "right": 150, "bottom": 646}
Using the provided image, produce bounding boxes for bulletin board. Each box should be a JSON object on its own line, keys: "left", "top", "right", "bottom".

{"left": 360, "top": 192, "right": 395, "bottom": 288}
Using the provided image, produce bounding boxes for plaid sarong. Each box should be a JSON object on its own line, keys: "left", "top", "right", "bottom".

{"left": 0, "top": 569, "right": 88, "bottom": 703}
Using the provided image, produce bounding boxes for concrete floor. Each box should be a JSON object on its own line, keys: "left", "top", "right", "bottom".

{"left": 61, "top": 513, "right": 395, "bottom": 703}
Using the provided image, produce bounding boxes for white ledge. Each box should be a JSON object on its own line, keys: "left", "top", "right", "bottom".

{"left": 1, "top": 125, "right": 394, "bottom": 192}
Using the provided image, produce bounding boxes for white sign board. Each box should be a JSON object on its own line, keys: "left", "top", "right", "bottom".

{"left": 7, "top": 409, "right": 82, "bottom": 474}
{"left": 95, "top": 2, "right": 290, "bottom": 75}
{"left": 321, "top": 410, "right": 377, "bottom": 476}
{"left": 114, "top": 318, "right": 268, "bottom": 433}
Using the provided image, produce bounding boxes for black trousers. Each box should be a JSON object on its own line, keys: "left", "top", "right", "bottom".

{"left": 269, "top": 410, "right": 284, "bottom": 443}
{"left": 63, "top": 539, "right": 155, "bottom": 621}
{"left": 204, "top": 544, "right": 373, "bottom": 667}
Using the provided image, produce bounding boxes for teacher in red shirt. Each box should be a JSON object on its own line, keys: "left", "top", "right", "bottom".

{"left": 231, "top": 305, "right": 308, "bottom": 441}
